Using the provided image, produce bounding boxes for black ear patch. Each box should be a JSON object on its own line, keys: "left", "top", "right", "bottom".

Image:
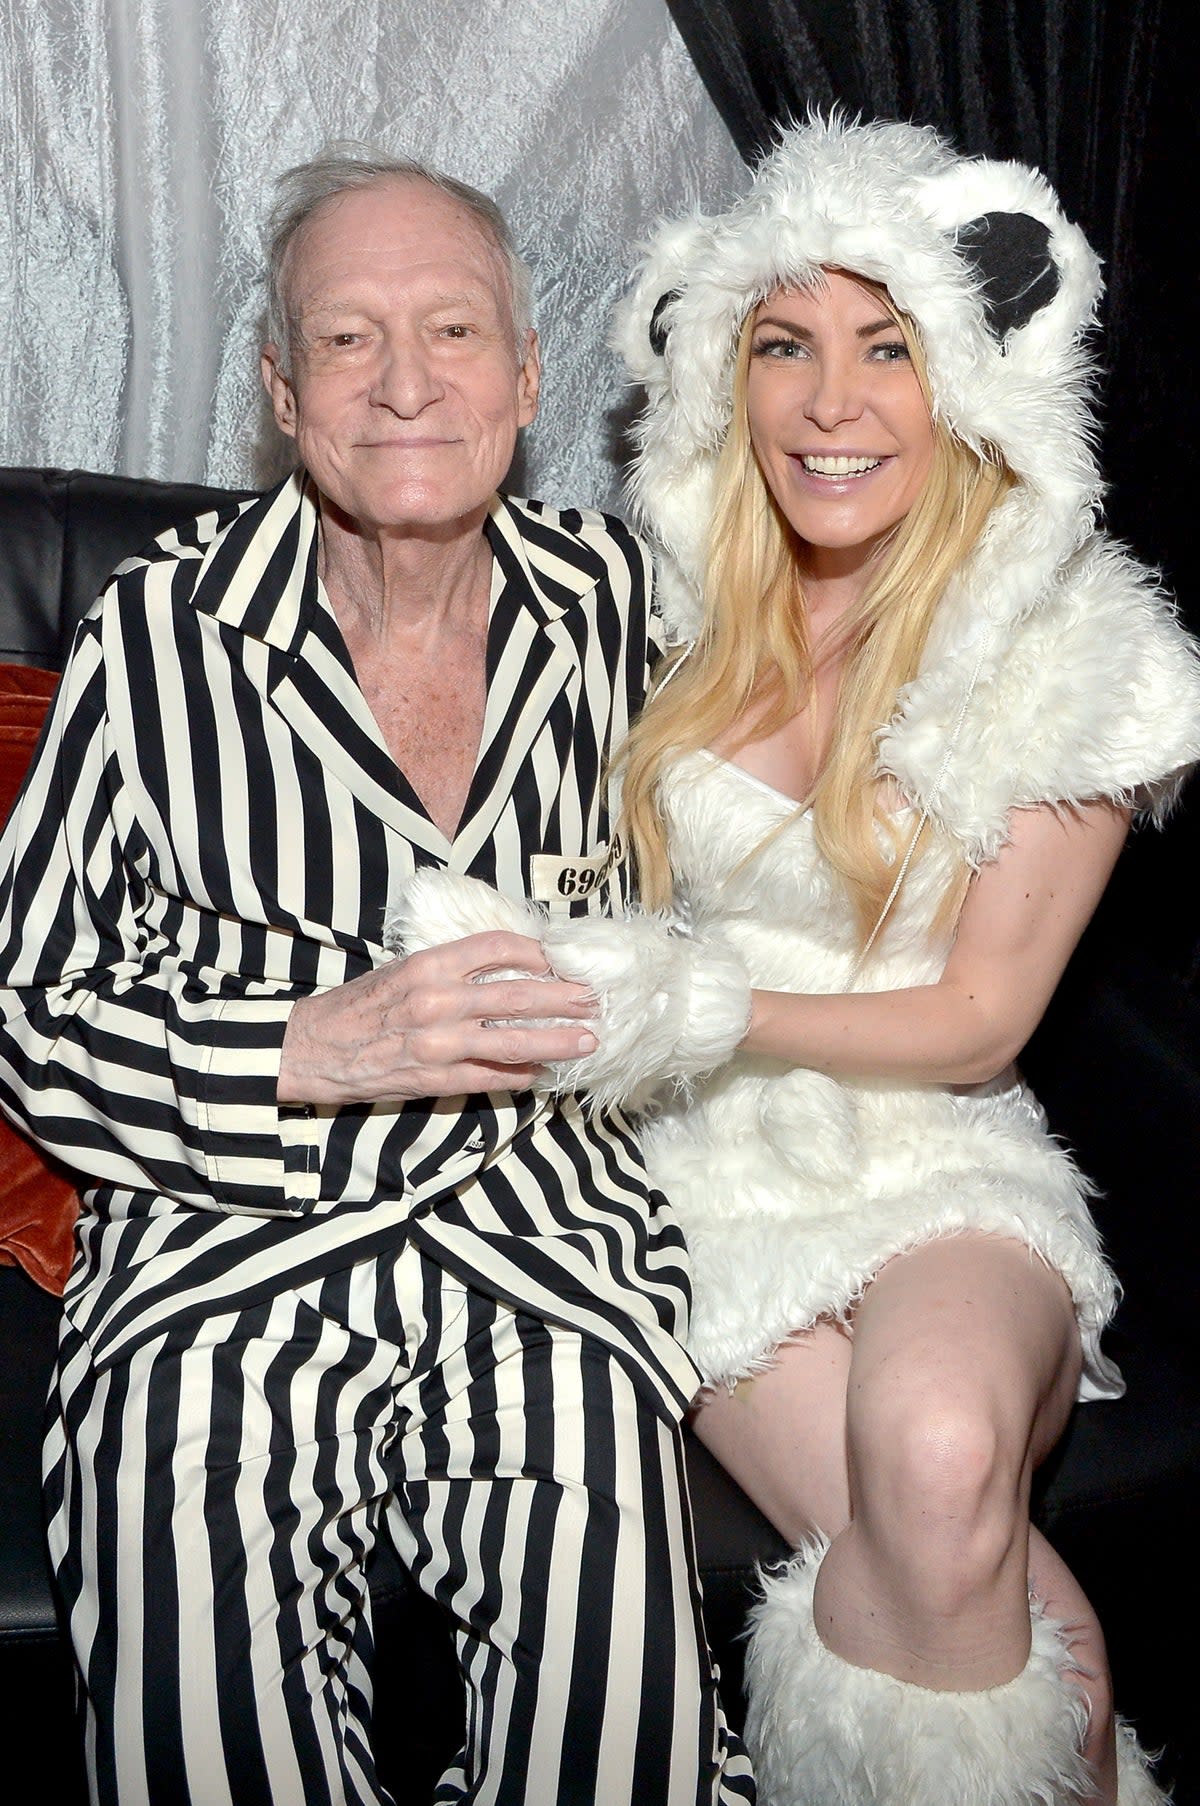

{"left": 649, "top": 289, "right": 681, "bottom": 357}
{"left": 955, "top": 213, "right": 1060, "bottom": 341}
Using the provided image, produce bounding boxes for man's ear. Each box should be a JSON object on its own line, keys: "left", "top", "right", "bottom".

{"left": 517, "top": 329, "right": 541, "bottom": 428}
{"left": 261, "top": 345, "right": 298, "bottom": 437}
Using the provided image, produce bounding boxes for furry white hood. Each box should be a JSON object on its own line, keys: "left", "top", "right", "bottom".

{"left": 613, "top": 114, "right": 1200, "bottom": 858}
{"left": 613, "top": 113, "right": 1102, "bottom": 644}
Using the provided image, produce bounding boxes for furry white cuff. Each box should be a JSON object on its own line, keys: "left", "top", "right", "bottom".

{"left": 744, "top": 1538, "right": 1093, "bottom": 1806}
{"left": 539, "top": 910, "right": 750, "bottom": 1113}
{"left": 382, "top": 869, "right": 750, "bottom": 1113}
{"left": 384, "top": 867, "right": 545, "bottom": 957}
{"left": 745, "top": 1538, "right": 1170, "bottom": 1805}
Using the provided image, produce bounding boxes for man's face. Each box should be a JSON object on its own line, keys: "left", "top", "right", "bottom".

{"left": 262, "top": 176, "right": 539, "bottom": 535}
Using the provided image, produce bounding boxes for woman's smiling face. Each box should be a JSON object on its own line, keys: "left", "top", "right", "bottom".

{"left": 745, "top": 270, "right": 935, "bottom": 578}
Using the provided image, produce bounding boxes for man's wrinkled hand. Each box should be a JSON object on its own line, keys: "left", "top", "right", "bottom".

{"left": 278, "top": 932, "right": 597, "bottom": 1107}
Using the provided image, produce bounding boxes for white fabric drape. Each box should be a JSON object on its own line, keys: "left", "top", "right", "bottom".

{"left": 0, "top": 0, "right": 745, "bottom": 510}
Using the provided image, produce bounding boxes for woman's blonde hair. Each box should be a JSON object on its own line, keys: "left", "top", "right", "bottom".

{"left": 617, "top": 276, "right": 1015, "bottom": 938}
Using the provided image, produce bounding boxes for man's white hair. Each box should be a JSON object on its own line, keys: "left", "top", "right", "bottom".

{"left": 264, "top": 142, "right": 533, "bottom": 372}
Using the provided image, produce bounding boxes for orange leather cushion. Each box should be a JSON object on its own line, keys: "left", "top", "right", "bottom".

{"left": 0, "top": 664, "right": 78, "bottom": 1294}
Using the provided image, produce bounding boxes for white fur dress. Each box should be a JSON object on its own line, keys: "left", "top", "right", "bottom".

{"left": 638, "top": 525, "right": 1200, "bottom": 1398}
{"left": 639, "top": 530, "right": 1200, "bottom": 1396}
{"left": 644, "top": 744, "right": 1118, "bottom": 1396}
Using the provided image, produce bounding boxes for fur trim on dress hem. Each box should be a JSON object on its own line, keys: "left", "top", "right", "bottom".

{"left": 678, "top": 1203, "right": 1121, "bottom": 1399}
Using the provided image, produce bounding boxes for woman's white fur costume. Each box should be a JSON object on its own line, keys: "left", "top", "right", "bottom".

{"left": 611, "top": 115, "right": 1200, "bottom": 1805}
{"left": 744, "top": 1538, "right": 1166, "bottom": 1806}
{"left": 614, "top": 113, "right": 1200, "bottom": 1394}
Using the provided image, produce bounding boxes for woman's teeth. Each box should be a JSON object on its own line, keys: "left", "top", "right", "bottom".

{"left": 801, "top": 454, "right": 882, "bottom": 475}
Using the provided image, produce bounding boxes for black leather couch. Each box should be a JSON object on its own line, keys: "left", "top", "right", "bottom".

{"left": 1, "top": 466, "right": 1196, "bottom": 1802}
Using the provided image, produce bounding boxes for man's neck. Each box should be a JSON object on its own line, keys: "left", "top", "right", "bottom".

{"left": 318, "top": 497, "right": 494, "bottom": 651}
{"left": 316, "top": 496, "right": 494, "bottom": 837}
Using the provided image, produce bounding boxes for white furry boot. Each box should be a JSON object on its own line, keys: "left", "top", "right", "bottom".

{"left": 743, "top": 1539, "right": 1168, "bottom": 1805}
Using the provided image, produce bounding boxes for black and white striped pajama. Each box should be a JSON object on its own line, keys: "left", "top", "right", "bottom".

{"left": 45, "top": 1245, "right": 743, "bottom": 1806}
{"left": 0, "top": 474, "right": 754, "bottom": 1805}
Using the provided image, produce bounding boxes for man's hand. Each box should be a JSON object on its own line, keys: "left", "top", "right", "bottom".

{"left": 277, "top": 932, "right": 598, "bottom": 1107}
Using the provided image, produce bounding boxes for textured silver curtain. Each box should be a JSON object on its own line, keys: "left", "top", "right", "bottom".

{"left": 0, "top": 0, "right": 745, "bottom": 509}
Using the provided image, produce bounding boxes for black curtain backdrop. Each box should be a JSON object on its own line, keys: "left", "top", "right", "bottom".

{"left": 665, "top": 0, "right": 1198, "bottom": 979}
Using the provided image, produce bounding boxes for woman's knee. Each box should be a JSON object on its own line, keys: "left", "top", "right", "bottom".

{"left": 847, "top": 1383, "right": 1030, "bottom": 1594}
{"left": 843, "top": 1240, "right": 1075, "bottom": 1573}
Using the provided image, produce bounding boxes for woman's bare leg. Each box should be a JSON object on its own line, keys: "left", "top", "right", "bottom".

{"left": 691, "top": 1319, "right": 854, "bottom": 1543}
{"left": 813, "top": 1236, "right": 1114, "bottom": 1800}
{"left": 694, "top": 1235, "right": 1119, "bottom": 1803}
{"left": 813, "top": 1236, "right": 1080, "bottom": 1679}
{"left": 1028, "top": 1525, "right": 1118, "bottom": 1801}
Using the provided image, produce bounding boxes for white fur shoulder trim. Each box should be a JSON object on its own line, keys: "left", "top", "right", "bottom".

{"left": 880, "top": 535, "right": 1200, "bottom": 860}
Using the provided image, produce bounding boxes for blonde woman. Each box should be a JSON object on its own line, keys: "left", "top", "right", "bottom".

{"left": 603, "top": 117, "right": 1200, "bottom": 1806}
{"left": 392, "top": 117, "right": 1200, "bottom": 1804}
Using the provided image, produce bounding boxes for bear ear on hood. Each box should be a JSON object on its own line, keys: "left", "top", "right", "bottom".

{"left": 954, "top": 212, "right": 1061, "bottom": 342}
{"left": 648, "top": 288, "right": 682, "bottom": 357}
{"left": 611, "top": 212, "right": 720, "bottom": 387}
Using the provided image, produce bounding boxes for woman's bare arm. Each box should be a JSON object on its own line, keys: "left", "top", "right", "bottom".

{"left": 743, "top": 799, "right": 1130, "bottom": 1085}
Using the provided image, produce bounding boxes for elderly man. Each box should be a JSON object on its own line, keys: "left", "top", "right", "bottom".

{"left": 0, "top": 154, "right": 754, "bottom": 1804}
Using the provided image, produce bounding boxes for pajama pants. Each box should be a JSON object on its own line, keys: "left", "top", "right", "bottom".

{"left": 44, "top": 1239, "right": 755, "bottom": 1806}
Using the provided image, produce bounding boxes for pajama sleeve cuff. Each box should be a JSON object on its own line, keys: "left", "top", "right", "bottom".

{"left": 197, "top": 996, "right": 321, "bottom": 1213}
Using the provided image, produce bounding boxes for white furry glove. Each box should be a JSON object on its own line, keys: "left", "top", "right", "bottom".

{"left": 384, "top": 866, "right": 546, "bottom": 959}
{"left": 383, "top": 869, "right": 751, "bottom": 1113}
{"left": 539, "top": 910, "right": 751, "bottom": 1112}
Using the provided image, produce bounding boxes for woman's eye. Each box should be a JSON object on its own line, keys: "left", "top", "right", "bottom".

{"left": 752, "top": 336, "right": 806, "bottom": 359}
{"left": 870, "top": 340, "right": 911, "bottom": 362}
